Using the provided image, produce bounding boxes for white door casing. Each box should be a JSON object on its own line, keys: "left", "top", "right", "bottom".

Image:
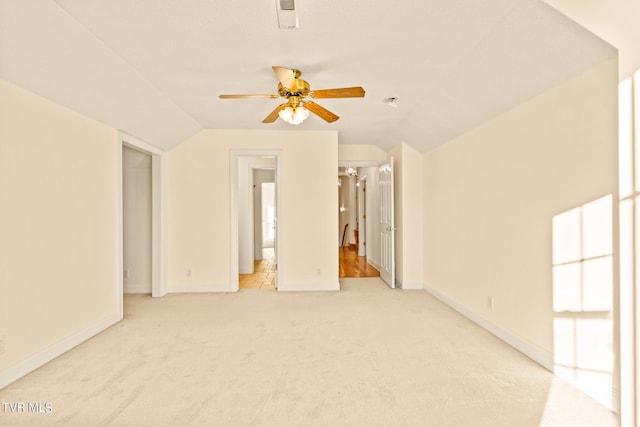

{"left": 379, "top": 158, "right": 395, "bottom": 288}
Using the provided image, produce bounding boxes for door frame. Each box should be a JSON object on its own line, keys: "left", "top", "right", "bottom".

{"left": 116, "top": 131, "right": 166, "bottom": 318}
{"left": 230, "top": 150, "right": 283, "bottom": 291}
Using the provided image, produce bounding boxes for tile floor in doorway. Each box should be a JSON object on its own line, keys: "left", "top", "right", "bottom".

{"left": 239, "top": 248, "right": 276, "bottom": 290}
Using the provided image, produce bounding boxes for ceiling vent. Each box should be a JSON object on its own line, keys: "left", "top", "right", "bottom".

{"left": 276, "top": 0, "right": 298, "bottom": 29}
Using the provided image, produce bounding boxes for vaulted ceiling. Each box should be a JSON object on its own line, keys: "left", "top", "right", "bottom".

{"left": 0, "top": 1, "right": 615, "bottom": 152}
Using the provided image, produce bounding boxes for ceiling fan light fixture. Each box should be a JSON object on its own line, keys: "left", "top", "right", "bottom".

{"left": 278, "top": 106, "right": 294, "bottom": 122}
{"left": 278, "top": 105, "right": 309, "bottom": 125}
{"left": 292, "top": 105, "right": 309, "bottom": 124}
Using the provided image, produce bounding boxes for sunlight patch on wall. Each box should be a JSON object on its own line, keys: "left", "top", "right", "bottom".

{"left": 552, "top": 195, "right": 614, "bottom": 409}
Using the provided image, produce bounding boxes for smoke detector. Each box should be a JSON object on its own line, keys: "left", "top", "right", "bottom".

{"left": 384, "top": 97, "right": 399, "bottom": 108}
{"left": 276, "top": 0, "right": 299, "bottom": 29}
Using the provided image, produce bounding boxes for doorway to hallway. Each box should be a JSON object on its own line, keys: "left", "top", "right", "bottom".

{"left": 122, "top": 145, "right": 152, "bottom": 295}
{"left": 338, "top": 165, "right": 380, "bottom": 279}
{"left": 239, "top": 248, "right": 277, "bottom": 290}
{"left": 230, "top": 150, "right": 282, "bottom": 292}
{"left": 339, "top": 245, "right": 379, "bottom": 278}
{"left": 239, "top": 177, "right": 276, "bottom": 290}
{"left": 118, "top": 132, "right": 166, "bottom": 312}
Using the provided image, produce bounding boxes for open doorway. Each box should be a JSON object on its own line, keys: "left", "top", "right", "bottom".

{"left": 122, "top": 146, "right": 152, "bottom": 294}
{"left": 240, "top": 168, "right": 277, "bottom": 290}
{"left": 338, "top": 166, "right": 380, "bottom": 278}
{"left": 230, "top": 150, "right": 282, "bottom": 291}
{"left": 117, "top": 132, "right": 166, "bottom": 319}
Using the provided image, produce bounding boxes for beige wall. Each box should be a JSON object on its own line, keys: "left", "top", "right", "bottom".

{"left": 0, "top": 79, "right": 119, "bottom": 374}
{"left": 167, "top": 129, "right": 339, "bottom": 291}
{"left": 423, "top": 58, "right": 618, "bottom": 361}
{"left": 338, "top": 144, "right": 387, "bottom": 163}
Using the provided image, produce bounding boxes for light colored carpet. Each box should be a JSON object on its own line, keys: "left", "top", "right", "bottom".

{"left": 0, "top": 278, "right": 617, "bottom": 426}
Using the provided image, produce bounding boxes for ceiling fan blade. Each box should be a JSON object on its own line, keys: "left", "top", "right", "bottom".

{"left": 304, "top": 101, "right": 339, "bottom": 123}
{"left": 219, "top": 94, "right": 279, "bottom": 99}
{"left": 263, "top": 103, "right": 287, "bottom": 123}
{"left": 272, "top": 66, "right": 296, "bottom": 91}
{"left": 310, "top": 87, "right": 366, "bottom": 99}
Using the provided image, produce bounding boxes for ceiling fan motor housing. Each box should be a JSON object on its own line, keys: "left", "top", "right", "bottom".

{"left": 278, "top": 79, "right": 310, "bottom": 98}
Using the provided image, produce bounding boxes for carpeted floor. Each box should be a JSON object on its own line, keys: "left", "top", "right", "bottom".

{"left": 0, "top": 278, "right": 617, "bottom": 426}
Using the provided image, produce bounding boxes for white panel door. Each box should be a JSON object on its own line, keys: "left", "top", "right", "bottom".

{"left": 379, "top": 158, "right": 395, "bottom": 288}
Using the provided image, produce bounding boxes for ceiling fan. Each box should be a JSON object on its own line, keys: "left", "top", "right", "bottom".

{"left": 219, "top": 66, "right": 365, "bottom": 125}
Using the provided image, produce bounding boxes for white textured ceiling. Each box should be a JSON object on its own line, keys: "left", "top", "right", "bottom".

{"left": 545, "top": 0, "right": 640, "bottom": 79}
{"left": 0, "top": 1, "right": 615, "bottom": 152}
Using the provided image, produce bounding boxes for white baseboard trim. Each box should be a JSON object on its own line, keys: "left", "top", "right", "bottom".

{"left": 367, "top": 258, "right": 382, "bottom": 272}
{"left": 168, "top": 283, "right": 229, "bottom": 293}
{"left": 399, "top": 281, "right": 423, "bottom": 290}
{"left": 423, "top": 284, "right": 553, "bottom": 371}
{"left": 124, "top": 283, "right": 152, "bottom": 294}
{"left": 0, "top": 311, "right": 121, "bottom": 390}
{"left": 278, "top": 281, "right": 340, "bottom": 292}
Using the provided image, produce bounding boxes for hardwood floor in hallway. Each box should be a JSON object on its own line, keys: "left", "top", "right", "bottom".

{"left": 240, "top": 245, "right": 377, "bottom": 287}
{"left": 239, "top": 248, "right": 276, "bottom": 290}
{"left": 339, "top": 245, "right": 380, "bottom": 278}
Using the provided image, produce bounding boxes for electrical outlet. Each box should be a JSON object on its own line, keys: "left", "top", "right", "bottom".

{"left": 487, "top": 296, "right": 495, "bottom": 310}
{"left": 0, "top": 336, "right": 5, "bottom": 355}
{"left": 187, "top": 268, "right": 192, "bottom": 277}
